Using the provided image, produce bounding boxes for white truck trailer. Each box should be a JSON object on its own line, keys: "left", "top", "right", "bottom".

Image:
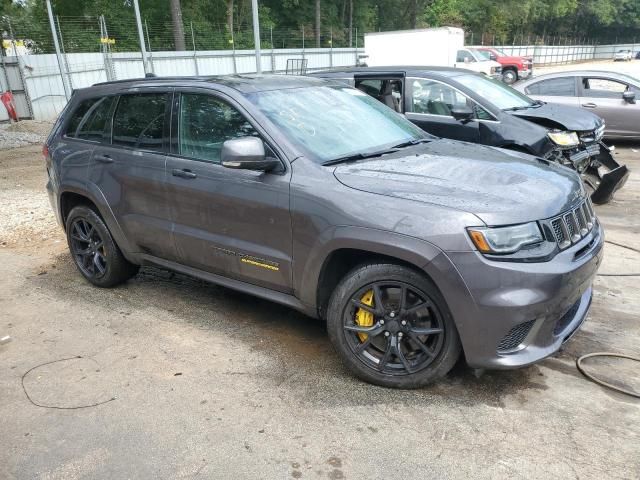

{"left": 363, "top": 27, "right": 502, "bottom": 78}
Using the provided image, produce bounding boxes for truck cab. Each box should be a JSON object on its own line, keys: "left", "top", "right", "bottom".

{"left": 475, "top": 47, "right": 533, "bottom": 84}
{"left": 454, "top": 48, "right": 503, "bottom": 80}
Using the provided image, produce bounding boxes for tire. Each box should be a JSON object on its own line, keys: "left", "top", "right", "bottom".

{"left": 65, "top": 205, "right": 139, "bottom": 287}
{"left": 326, "top": 263, "right": 461, "bottom": 388}
{"left": 502, "top": 69, "right": 518, "bottom": 85}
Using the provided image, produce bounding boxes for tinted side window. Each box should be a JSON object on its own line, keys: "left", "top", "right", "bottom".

{"left": 526, "top": 78, "right": 576, "bottom": 96}
{"left": 355, "top": 79, "right": 383, "bottom": 97}
{"left": 65, "top": 98, "right": 100, "bottom": 137}
{"left": 112, "top": 93, "right": 169, "bottom": 152}
{"left": 178, "top": 93, "right": 258, "bottom": 164}
{"left": 457, "top": 50, "right": 474, "bottom": 62}
{"left": 77, "top": 97, "right": 115, "bottom": 142}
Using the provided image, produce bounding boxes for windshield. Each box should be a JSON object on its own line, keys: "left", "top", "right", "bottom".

{"left": 246, "top": 85, "right": 428, "bottom": 163}
{"left": 468, "top": 49, "right": 489, "bottom": 62}
{"left": 476, "top": 50, "right": 491, "bottom": 60}
{"left": 455, "top": 73, "right": 535, "bottom": 109}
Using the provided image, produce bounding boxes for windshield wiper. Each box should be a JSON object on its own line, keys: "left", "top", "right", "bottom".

{"left": 391, "top": 138, "right": 433, "bottom": 149}
{"left": 322, "top": 149, "right": 397, "bottom": 166}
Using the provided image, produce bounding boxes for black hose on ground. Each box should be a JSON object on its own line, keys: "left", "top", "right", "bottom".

{"left": 597, "top": 240, "right": 640, "bottom": 276}
{"left": 576, "top": 352, "right": 640, "bottom": 399}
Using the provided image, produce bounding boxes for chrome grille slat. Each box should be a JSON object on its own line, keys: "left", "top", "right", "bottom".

{"left": 546, "top": 198, "right": 596, "bottom": 250}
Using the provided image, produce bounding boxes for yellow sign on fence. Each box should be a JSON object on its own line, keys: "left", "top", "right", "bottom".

{"left": 100, "top": 37, "right": 116, "bottom": 45}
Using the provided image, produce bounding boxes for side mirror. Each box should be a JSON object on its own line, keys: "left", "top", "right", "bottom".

{"left": 221, "top": 137, "right": 280, "bottom": 171}
{"left": 464, "top": 57, "right": 471, "bottom": 63}
{"left": 451, "top": 106, "right": 474, "bottom": 123}
{"left": 490, "top": 54, "right": 497, "bottom": 61}
{"left": 623, "top": 91, "right": 636, "bottom": 104}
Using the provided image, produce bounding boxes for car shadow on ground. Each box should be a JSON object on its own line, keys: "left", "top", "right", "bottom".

{"left": 27, "top": 251, "right": 587, "bottom": 409}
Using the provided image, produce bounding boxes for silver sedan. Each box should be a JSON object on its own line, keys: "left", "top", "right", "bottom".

{"left": 514, "top": 70, "right": 640, "bottom": 138}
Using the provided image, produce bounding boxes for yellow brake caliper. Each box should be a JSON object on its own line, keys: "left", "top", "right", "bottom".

{"left": 355, "top": 289, "right": 375, "bottom": 342}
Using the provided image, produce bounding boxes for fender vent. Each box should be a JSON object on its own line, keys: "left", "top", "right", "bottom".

{"left": 497, "top": 320, "right": 536, "bottom": 353}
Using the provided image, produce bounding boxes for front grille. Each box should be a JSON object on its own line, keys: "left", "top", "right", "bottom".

{"left": 545, "top": 198, "right": 596, "bottom": 250}
{"left": 553, "top": 299, "right": 581, "bottom": 335}
{"left": 497, "top": 320, "right": 536, "bottom": 353}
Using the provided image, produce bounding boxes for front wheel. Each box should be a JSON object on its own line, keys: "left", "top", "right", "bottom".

{"left": 326, "top": 263, "right": 461, "bottom": 388}
{"left": 502, "top": 69, "right": 518, "bottom": 84}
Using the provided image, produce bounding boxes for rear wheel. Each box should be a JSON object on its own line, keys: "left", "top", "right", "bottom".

{"left": 326, "top": 263, "right": 461, "bottom": 388}
{"left": 502, "top": 69, "right": 518, "bottom": 85}
{"left": 66, "top": 206, "right": 139, "bottom": 287}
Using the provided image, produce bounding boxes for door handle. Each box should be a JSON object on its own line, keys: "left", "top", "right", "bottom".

{"left": 582, "top": 103, "right": 597, "bottom": 108}
{"left": 172, "top": 168, "right": 197, "bottom": 179}
{"left": 95, "top": 154, "right": 113, "bottom": 163}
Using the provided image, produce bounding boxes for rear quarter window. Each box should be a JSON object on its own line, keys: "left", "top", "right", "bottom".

{"left": 64, "top": 96, "right": 115, "bottom": 142}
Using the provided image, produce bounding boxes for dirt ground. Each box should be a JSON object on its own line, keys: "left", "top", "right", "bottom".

{"left": 1, "top": 141, "right": 639, "bottom": 479}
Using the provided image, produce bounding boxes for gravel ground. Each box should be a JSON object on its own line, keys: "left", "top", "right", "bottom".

{"left": 0, "top": 141, "right": 639, "bottom": 479}
{"left": 0, "top": 120, "right": 52, "bottom": 150}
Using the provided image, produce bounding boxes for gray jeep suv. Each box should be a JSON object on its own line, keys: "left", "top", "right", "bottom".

{"left": 45, "top": 75, "right": 603, "bottom": 388}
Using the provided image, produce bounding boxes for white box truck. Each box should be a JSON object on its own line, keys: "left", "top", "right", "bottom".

{"left": 364, "top": 27, "right": 464, "bottom": 67}
{"left": 364, "top": 27, "right": 502, "bottom": 78}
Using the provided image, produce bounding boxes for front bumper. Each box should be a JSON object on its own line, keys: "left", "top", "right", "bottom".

{"left": 436, "top": 222, "right": 603, "bottom": 369}
{"left": 518, "top": 68, "right": 533, "bottom": 79}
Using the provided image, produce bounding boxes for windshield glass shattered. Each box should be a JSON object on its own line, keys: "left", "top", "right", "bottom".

{"left": 247, "top": 85, "right": 429, "bottom": 163}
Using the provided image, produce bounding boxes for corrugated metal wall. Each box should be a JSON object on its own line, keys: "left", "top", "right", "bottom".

{"left": 2, "top": 47, "right": 363, "bottom": 121}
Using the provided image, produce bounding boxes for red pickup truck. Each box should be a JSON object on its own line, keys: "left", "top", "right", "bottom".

{"left": 475, "top": 47, "right": 533, "bottom": 84}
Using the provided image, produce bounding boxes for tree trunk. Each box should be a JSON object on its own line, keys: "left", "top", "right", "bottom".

{"left": 348, "top": 0, "right": 353, "bottom": 47}
{"left": 226, "top": 0, "right": 234, "bottom": 35}
{"left": 315, "top": 0, "right": 321, "bottom": 48}
{"left": 170, "top": 0, "right": 186, "bottom": 51}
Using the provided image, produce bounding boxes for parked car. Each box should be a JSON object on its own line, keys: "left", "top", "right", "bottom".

{"left": 613, "top": 49, "right": 633, "bottom": 61}
{"left": 475, "top": 47, "right": 533, "bottom": 84}
{"left": 455, "top": 48, "right": 503, "bottom": 79}
{"left": 46, "top": 75, "right": 602, "bottom": 388}
{"left": 514, "top": 70, "right": 640, "bottom": 140}
{"left": 636, "top": 51, "right": 640, "bottom": 60}
{"left": 311, "top": 67, "right": 628, "bottom": 203}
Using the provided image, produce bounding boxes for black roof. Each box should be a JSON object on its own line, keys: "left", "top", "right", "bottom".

{"left": 92, "top": 74, "right": 332, "bottom": 93}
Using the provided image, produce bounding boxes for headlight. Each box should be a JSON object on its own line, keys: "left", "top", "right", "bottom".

{"left": 467, "top": 222, "right": 543, "bottom": 254}
{"left": 548, "top": 131, "right": 579, "bottom": 147}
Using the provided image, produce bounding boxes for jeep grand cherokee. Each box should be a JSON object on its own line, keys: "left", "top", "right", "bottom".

{"left": 45, "top": 75, "right": 603, "bottom": 388}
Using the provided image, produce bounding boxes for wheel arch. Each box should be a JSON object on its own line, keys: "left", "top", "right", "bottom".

{"left": 296, "top": 226, "right": 445, "bottom": 319}
{"left": 58, "top": 185, "right": 136, "bottom": 259}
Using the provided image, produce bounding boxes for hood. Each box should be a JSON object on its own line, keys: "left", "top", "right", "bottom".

{"left": 510, "top": 102, "right": 603, "bottom": 132}
{"left": 333, "top": 139, "right": 584, "bottom": 226}
{"left": 500, "top": 55, "right": 533, "bottom": 63}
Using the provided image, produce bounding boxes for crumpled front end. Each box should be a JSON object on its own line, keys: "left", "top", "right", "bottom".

{"left": 545, "top": 125, "right": 629, "bottom": 204}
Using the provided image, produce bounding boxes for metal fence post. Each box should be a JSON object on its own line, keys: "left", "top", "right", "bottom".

{"left": 45, "top": 0, "right": 71, "bottom": 100}
{"left": 302, "top": 26, "right": 305, "bottom": 61}
{"left": 231, "top": 29, "right": 237, "bottom": 74}
{"left": 190, "top": 22, "right": 199, "bottom": 75}
{"left": 329, "top": 28, "right": 333, "bottom": 68}
{"left": 270, "top": 26, "right": 275, "bottom": 72}
{"left": 56, "top": 16, "right": 74, "bottom": 91}
{"left": 132, "top": 0, "right": 149, "bottom": 74}
{"left": 144, "top": 20, "right": 155, "bottom": 73}
{"left": 354, "top": 27, "right": 358, "bottom": 65}
{"left": 99, "top": 15, "right": 116, "bottom": 81}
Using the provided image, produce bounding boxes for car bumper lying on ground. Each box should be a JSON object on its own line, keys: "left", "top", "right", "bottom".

{"left": 435, "top": 221, "right": 603, "bottom": 370}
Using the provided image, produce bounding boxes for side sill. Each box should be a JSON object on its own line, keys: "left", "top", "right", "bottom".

{"left": 139, "top": 254, "right": 316, "bottom": 318}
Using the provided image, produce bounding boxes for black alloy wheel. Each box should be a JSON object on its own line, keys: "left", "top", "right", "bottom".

{"left": 65, "top": 205, "right": 139, "bottom": 287}
{"left": 69, "top": 218, "right": 107, "bottom": 279}
{"left": 327, "top": 263, "right": 461, "bottom": 388}
{"left": 344, "top": 281, "right": 445, "bottom": 376}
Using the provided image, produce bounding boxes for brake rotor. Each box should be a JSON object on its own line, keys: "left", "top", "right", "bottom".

{"left": 355, "top": 289, "right": 375, "bottom": 342}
